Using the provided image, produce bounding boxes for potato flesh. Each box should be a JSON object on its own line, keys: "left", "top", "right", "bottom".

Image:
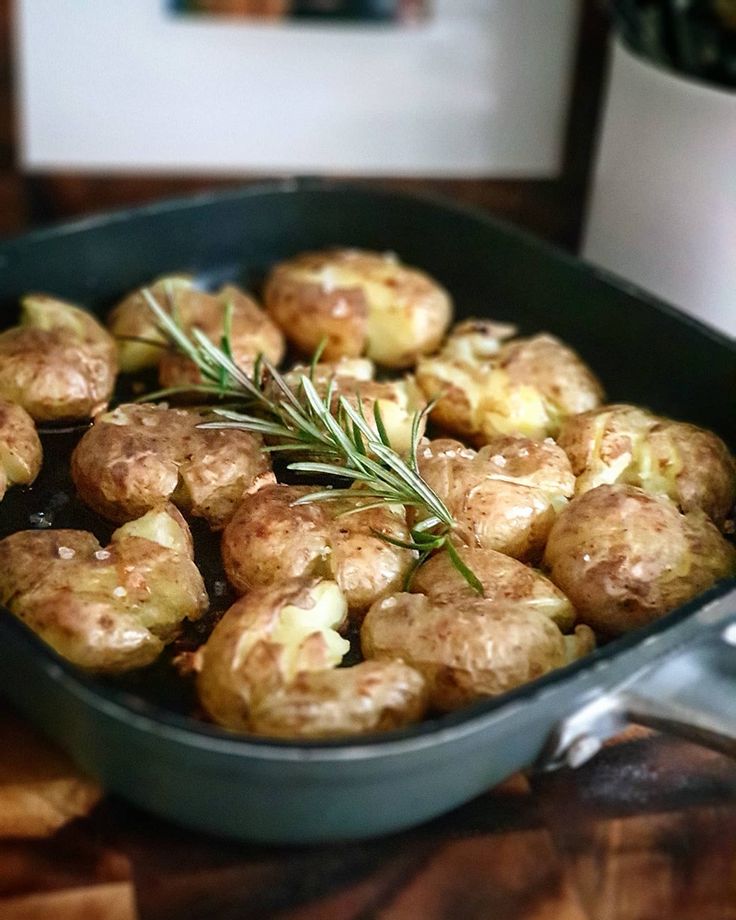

{"left": 235, "top": 581, "right": 350, "bottom": 682}
{"left": 416, "top": 326, "right": 603, "bottom": 443}
{"left": 0, "top": 507, "right": 207, "bottom": 672}
{"left": 543, "top": 484, "right": 736, "bottom": 636}
{"left": 0, "top": 399, "right": 42, "bottom": 501}
{"left": 197, "top": 578, "right": 427, "bottom": 737}
{"left": 558, "top": 404, "right": 736, "bottom": 528}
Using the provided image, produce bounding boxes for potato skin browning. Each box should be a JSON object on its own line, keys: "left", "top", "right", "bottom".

{"left": 264, "top": 249, "right": 452, "bottom": 368}
{"left": 417, "top": 437, "right": 575, "bottom": 561}
{"left": 107, "top": 275, "right": 193, "bottom": 372}
{"left": 0, "top": 506, "right": 208, "bottom": 672}
{"left": 221, "top": 483, "right": 414, "bottom": 614}
{"left": 412, "top": 546, "right": 577, "bottom": 631}
{"left": 416, "top": 322, "right": 603, "bottom": 443}
{"left": 0, "top": 296, "right": 117, "bottom": 421}
{"left": 108, "top": 277, "right": 285, "bottom": 379}
{"left": 558, "top": 404, "right": 736, "bottom": 529}
{"left": 543, "top": 484, "right": 736, "bottom": 636}
{"left": 198, "top": 578, "right": 428, "bottom": 738}
{"left": 71, "top": 403, "right": 274, "bottom": 528}
{"left": 0, "top": 399, "right": 42, "bottom": 501}
{"left": 362, "top": 591, "right": 594, "bottom": 712}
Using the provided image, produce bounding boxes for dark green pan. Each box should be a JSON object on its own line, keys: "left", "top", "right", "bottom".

{"left": 0, "top": 181, "right": 734, "bottom": 844}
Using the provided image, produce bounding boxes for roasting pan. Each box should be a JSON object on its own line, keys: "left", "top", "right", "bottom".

{"left": 0, "top": 180, "right": 734, "bottom": 844}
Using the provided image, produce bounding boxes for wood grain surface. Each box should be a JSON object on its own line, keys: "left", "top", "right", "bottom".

{"left": 1, "top": 710, "right": 735, "bottom": 920}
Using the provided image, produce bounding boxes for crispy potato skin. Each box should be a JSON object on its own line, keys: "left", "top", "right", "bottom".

{"left": 0, "top": 296, "right": 117, "bottom": 421}
{"left": 71, "top": 403, "right": 274, "bottom": 529}
{"left": 264, "top": 249, "right": 452, "bottom": 368}
{"left": 558, "top": 404, "right": 736, "bottom": 529}
{"left": 543, "top": 484, "right": 736, "bottom": 636}
{"left": 0, "top": 399, "right": 42, "bottom": 501}
{"left": 198, "top": 578, "right": 428, "bottom": 738}
{"left": 158, "top": 285, "right": 285, "bottom": 387}
{"left": 108, "top": 278, "right": 285, "bottom": 380}
{"left": 417, "top": 437, "right": 575, "bottom": 561}
{"left": 0, "top": 506, "right": 208, "bottom": 672}
{"left": 362, "top": 591, "right": 593, "bottom": 712}
{"left": 107, "top": 275, "right": 193, "bottom": 372}
{"left": 416, "top": 323, "right": 603, "bottom": 443}
{"left": 412, "top": 546, "right": 576, "bottom": 631}
{"left": 221, "top": 483, "right": 414, "bottom": 614}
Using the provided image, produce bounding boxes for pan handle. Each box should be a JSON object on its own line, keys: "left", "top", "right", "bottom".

{"left": 540, "top": 588, "right": 736, "bottom": 771}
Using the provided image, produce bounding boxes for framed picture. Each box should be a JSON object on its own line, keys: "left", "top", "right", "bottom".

{"left": 169, "top": 0, "right": 428, "bottom": 22}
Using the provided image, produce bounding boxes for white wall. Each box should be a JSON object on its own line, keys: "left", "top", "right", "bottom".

{"left": 16, "top": 0, "right": 578, "bottom": 177}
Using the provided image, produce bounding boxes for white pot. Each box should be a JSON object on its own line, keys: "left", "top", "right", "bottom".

{"left": 583, "top": 36, "right": 736, "bottom": 339}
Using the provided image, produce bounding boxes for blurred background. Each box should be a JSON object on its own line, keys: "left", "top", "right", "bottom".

{"left": 0, "top": 0, "right": 733, "bottom": 336}
{"left": 0, "top": 0, "right": 609, "bottom": 248}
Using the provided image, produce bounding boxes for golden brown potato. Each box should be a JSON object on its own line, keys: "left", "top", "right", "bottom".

{"left": 0, "top": 505, "right": 208, "bottom": 672}
{"left": 197, "top": 577, "right": 428, "bottom": 738}
{"left": 264, "top": 248, "right": 452, "bottom": 368}
{"left": 416, "top": 320, "right": 604, "bottom": 442}
{"left": 276, "top": 357, "right": 427, "bottom": 455}
{"left": 71, "top": 403, "right": 274, "bottom": 528}
{"left": 0, "top": 399, "right": 42, "bottom": 501}
{"left": 108, "top": 276, "right": 285, "bottom": 380}
{"left": 543, "top": 484, "right": 736, "bottom": 637}
{"left": 558, "top": 404, "right": 736, "bottom": 529}
{"left": 107, "top": 275, "right": 194, "bottom": 372}
{"left": 417, "top": 437, "right": 575, "bottom": 561}
{"left": 221, "top": 483, "right": 415, "bottom": 615}
{"left": 362, "top": 589, "right": 594, "bottom": 712}
{"left": 0, "top": 295, "right": 117, "bottom": 421}
{"left": 411, "top": 546, "right": 577, "bottom": 631}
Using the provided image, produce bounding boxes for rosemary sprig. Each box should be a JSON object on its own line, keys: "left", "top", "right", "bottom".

{"left": 141, "top": 288, "right": 483, "bottom": 595}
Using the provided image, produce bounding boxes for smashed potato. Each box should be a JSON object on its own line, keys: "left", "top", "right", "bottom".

{"left": 0, "top": 399, "right": 42, "bottom": 502}
{"left": 558, "top": 404, "right": 736, "bottom": 529}
{"left": 222, "top": 483, "right": 414, "bottom": 615}
{"left": 0, "top": 295, "right": 117, "bottom": 421}
{"left": 108, "top": 276, "right": 285, "bottom": 381}
{"left": 197, "top": 577, "right": 428, "bottom": 737}
{"left": 0, "top": 506, "right": 207, "bottom": 671}
{"left": 543, "top": 484, "right": 736, "bottom": 637}
{"left": 417, "top": 437, "right": 575, "bottom": 561}
{"left": 107, "top": 275, "right": 194, "bottom": 372}
{"left": 416, "top": 320, "right": 603, "bottom": 442}
{"left": 264, "top": 248, "right": 452, "bottom": 368}
{"left": 71, "top": 402, "right": 274, "bottom": 528}
{"left": 362, "top": 587, "right": 594, "bottom": 712}
{"left": 411, "top": 546, "right": 576, "bottom": 631}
